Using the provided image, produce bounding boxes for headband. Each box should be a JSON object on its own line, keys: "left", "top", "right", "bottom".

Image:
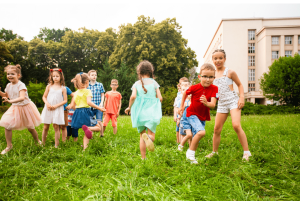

{"left": 50, "top": 69, "right": 62, "bottom": 73}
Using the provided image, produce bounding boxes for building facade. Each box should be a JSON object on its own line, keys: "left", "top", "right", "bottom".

{"left": 203, "top": 17, "right": 300, "bottom": 105}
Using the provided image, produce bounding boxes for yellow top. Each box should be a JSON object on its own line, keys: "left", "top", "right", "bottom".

{"left": 74, "top": 89, "right": 92, "bottom": 108}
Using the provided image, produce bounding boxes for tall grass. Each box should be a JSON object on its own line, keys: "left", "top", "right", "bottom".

{"left": 0, "top": 114, "right": 299, "bottom": 200}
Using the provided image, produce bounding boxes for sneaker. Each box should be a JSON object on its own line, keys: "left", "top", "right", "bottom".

{"left": 242, "top": 153, "right": 251, "bottom": 161}
{"left": 142, "top": 133, "right": 154, "bottom": 152}
{"left": 82, "top": 125, "right": 93, "bottom": 139}
{"left": 38, "top": 140, "right": 43, "bottom": 146}
{"left": 1, "top": 146, "right": 13, "bottom": 155}
{"left": 178, "top": 145, "right": 184, "bottom": 151}
{"left": 186, "top": 155, "right": 198, "bottom": 164}
{"left": 205, "top": 152, "right": 217, "bottom": 158}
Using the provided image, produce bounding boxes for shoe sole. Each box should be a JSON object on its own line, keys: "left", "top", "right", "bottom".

{"left": 142, "top": 133, "right": 154, "bottom": 152}
{"left": 82, "top": 125, "right": 93, "bottom": 139}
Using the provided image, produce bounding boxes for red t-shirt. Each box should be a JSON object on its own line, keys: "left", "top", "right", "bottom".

{"left": 186, "top": 83, "right": 218, "bottom": 121}
{"left": 105, "top": 91, "right": 122, "bottom": 114}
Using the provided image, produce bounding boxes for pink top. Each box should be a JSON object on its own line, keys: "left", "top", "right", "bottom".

{"left": 105, "top": 91, "right": 122, "bottom": 114}
{"left": 5, "top": 81, "right": 30, "bottom": 106}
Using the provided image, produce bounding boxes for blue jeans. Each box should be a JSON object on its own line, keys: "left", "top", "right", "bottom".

{"left": 90, "top": 108, "right": 103, "bottom": 121}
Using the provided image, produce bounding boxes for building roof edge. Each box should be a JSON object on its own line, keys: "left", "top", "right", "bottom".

{"left": 256, "top": 25, "right": 300, "bottom": 36}
{"left": 222, "top": 16, "right": 300, "bottom": 21}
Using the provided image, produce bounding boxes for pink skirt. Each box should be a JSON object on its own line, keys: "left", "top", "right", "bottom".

{"left": 0, "top": 101, "right": 42, "bottom": 130}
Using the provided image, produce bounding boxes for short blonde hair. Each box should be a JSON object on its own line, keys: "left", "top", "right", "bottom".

{"left": 88, "top": 70, "right": 97, "bottom": 75}
{"left": 111, "top": 79, "right": 118, "bottom": 84}
{"left": 200, "top": 63, "right": 215, "bottom": 75}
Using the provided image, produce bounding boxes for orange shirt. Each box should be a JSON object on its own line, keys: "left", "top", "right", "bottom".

{"left": 105, "top": 91, "right": 122, "bottom": 114}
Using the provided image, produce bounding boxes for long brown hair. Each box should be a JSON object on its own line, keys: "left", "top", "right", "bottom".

{"left": 4, "top": 64, "right": 22, "bottom": 79}
{"left": 71, "top": 73, "right": 89, "bottom": 89}
{"left": 48, "top": 68, "right": 65, "bottom": 86}
{"left": 136, "top": 60, "right": 155, "bottom": 94}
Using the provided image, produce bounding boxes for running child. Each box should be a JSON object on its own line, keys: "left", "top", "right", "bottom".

{"left": 125, "top": 60, "right": 162, "bottom": 159}
{"left": 0, "top": 64, "right": 42, "bottom": 154}
{"left": 205, "top": 49, "right": 252, "bottom": 161}
{"left": 87, "top": 70, "right": 105, "bottom": 137}
{"left": 179, "top": 63, "right": 218, "bottom": 164}
{"left": 41, "top": 68, "right": 68, "bottom": 148}
{"left": 103, "top": 79, "right": 122, "bottom": 135}
{"left": 66, "top": 73, "right": 106, "bottom": 150}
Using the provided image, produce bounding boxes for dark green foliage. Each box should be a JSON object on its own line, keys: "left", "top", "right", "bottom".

{"left": 241, "top": 101, "right": 300, "bottom": 115}
{"left": 0, "top": 28, "right": 24, "bottom": 41}
{"left": 27, "top": 81, "right": 46, "bottom": 107}
{"left": 260, "top": 54, "right": 300, "bottom": 106}
{"left": 36, "top": 27, "right": 72, "bottom": 43}
{"left": 161, "top": 87, "right": 177, "bottom": 115}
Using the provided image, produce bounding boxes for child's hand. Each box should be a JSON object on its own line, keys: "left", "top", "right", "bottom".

{"left": 2, "top": 97, "right": 11, "bottom": 103}
{"left": 178, "top": 107, "right": 183, "bottom": 116}
{"left": 52, "top": 105, "right": 58, "bottom": 110}
{"left": 117, "top": 112, "right": 120, "bottom": 118}
{"left": 125, "top": 107, "right": 130, "bottom": 115}
{"left": 173, "top": 116, "right": 177, "bottom": 122}
{"left": 66, "top": 105, "right": 71, "bottom": 110}
{"left": 99, "top": 107, "right": 106, "bottom": 112}
{"left": 200, "top": 95, "right": 208, "bottom": 106}
{"left": 46, "top": 103, "right": 53, "bottom": 111}
{"left": 238, "top": 97, "right": 244, "bottom": 109}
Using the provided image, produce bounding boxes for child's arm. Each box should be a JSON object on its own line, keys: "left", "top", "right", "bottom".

{"left": 3, "top": 89, "right": 26, "bottom": 104}
{"left": 100, "top": 93, "right": 105, "bottom": 107}
{"left": 230, "top": 70, "right": 245, "bottom": 109}
{"left": 178, "top": 91, "right": 187, "bottom": 116}
{"left": 52, "top": 87, "right": 68, "bottom": 109}
{"left": 0, "top": 87, "right": 8, "bottom": 98}
{"left": 200, "top": 96, "right": 217, "bottom": 109}
{"left": 156, "top": 88, "right": 163, "bottom": 102}
{"left": 87, "top": 96, "right": 106, "bottom": 112}
{"left": 42, "top": 85, "right": 53, "bottom": 110}
{"left": 173, "top": 107, "right": 178, "bottom": 122}
{"left": 125, "top": 88, "right": 137, "bottom": 115}
{"left": 66, "top": 96, "right": 75, "bottom": 110}
{"left": 117, "top": 98, "right": 122, "bottom": 117}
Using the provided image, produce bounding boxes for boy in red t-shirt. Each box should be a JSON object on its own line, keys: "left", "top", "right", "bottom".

{"left": 179, "top": 63, "right": 218, "bottom": 164}
{"left": 103, "top": 79, "right": 122, "bottom": 135}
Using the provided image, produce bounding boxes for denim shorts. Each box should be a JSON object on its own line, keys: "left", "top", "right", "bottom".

{"left": 181, "top": 119, "right": 197, "bottom": 137}
{"left": 185, "top": 115, "right": 206, "bottom": 135}
{"left": 176, "top": 124, "right": 179, "bottom": 132}
{"left": 91, "top": 108, "right": 103, "bottom": 121}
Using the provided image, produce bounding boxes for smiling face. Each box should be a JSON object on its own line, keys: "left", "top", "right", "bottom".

{"left": 6, "top": 69, "right": 20, "bottom": 84}
{"left": 199, "top": 69, "right": 215, "bottom": 88}
{"left": 212, "top": 51, "right": 226, "bottom": 69}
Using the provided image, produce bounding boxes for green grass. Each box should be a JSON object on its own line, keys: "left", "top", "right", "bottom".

{"left": 0, "top": 114, "right": 299, "bottom": 200}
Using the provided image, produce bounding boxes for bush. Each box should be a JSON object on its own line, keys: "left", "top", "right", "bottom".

{"left": 161, "top": 87, "right": 178, "bottom": 116}
{"left": 27, "top": 81, "right": 46, "bottom": 107}
{"left": 241, "top": 102, "right": 300, "bottom": 115}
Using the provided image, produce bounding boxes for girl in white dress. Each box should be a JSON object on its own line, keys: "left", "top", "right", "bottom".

{"left": 41, "top": 68, "right": 67, "bottom": 148}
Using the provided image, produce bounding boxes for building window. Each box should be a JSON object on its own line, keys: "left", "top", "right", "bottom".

{"left": 248, "top": 30, "right": 255, "bottom": 40}
{"left": 298, "top": 36, "right": 300, "bottom": 44}
{"left": 248, "top": 56, "right": 255, "bottom": 66}
{"left": 272, "top": 36, "right": 279, "bottom": 45}
{"left": 272, "top": 51, "right": 279, "bottom": 59}
{"left": 285, "top": 50, "right": 292, "bottom": 57}
{"left": 285, "top": 36, "right": 292, "bottom": 45}
{"left": 298, "top": 50, "right": 300, "bottom": 55}
{"left": 248, "top": 43, "right": 255, "bottom": 53}
{"left": 248, "top": 83, "right": 255, "bottom": 92}
{"left": 248, "top": 69, "right": 255, "bottom": 81}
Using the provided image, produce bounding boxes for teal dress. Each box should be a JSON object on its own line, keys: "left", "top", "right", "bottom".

{"left": 131, "top": 78, "right": 162, "bottom": 133}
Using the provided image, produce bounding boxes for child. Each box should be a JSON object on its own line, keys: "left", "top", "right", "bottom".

{"left": 125, "top": 60, "right": 162, "bottom": 159}
{"left": 176, "top": 81, "right": 190, "bottom": 140}
{"left": 66, "top": 73, "right": 106, "bottom": 150}
{"left": 66, "top": 108, "right": 76, "bottom": 141}
{"left": 87, "top": 70, "right": 105, "bottom": 137}
{"left": 0, "top": 64, "right": 42, "bottom": 154}
{"left": 103, "top": 79, "right": 122, "bottom": 135}
{"left": 41, "top": 68, "right": 68, "bottom": 148}
{"left": 60, "top": 85, "right": 74, "bottom": 142}
{"left": 179, "top": 63, "right": 218, "bottom": 164}
{"left": 173, "top": 77, "right": 189, "bottom": 143}
{"left": 205, "top": 49, "right": 252, "bottom": 161}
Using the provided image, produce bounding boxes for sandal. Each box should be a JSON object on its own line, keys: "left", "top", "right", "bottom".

{"left": 178, "top": 145, "right": 184, "bottom": 151}
{"left": 142, "top": 133, "right": 154, "bottom": 152}
{"left": 242, "top": 153, "right": 251, "bottom": 162}
{"left": 205, "top": 152, "right": 217, "bottom": 158}
{"left": 1, "top": 146, "right": 13, "bottom": 155}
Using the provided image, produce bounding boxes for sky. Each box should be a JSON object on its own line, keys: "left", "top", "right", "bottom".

{"left": 1, "top": 0, "right": 300, "bottom": 68}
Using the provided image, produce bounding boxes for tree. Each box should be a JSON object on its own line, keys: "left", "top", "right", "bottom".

{"left": 36, "top": 27, "right": 71, "bottom": 43}
{"left": 260, "top": 54, "right": 300, "bottom": 106}
{"left": 109, "top": 16, "right": 198, "bottom": 88}
{"left": 0, "top": 28, "right": 24, "bottom": 42}
{"left": 27, "top": 81, "right": 46, "bottom": 107}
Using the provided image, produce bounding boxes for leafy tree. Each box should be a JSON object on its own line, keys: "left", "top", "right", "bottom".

{"left": 0, "top": 28, "right": 24, "bottom": 42}
{"left": 97, "top": 59, "right": 114, "bottom": 92}
{"left": 27, "top": 81, "right": 46, "bottom": 107}
{"left": 260, "top": 54, "right": 300, "bottom": 106}
{"left": 0, "top": 41, "right": 13, "bottom": 91}
{"left": 109, "top": 16, "right": 198, "bottom": 87}
{"left": 36, "top": 27, "right": 71, "bottom": 43}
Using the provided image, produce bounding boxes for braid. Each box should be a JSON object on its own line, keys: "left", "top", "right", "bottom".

{"left": 212, "top": 49, "right": 226, "bottom": 58}
{"left": 136, "top": 60, "right": 155, "bottom": 94}
{"left": 139, "top": 75, "right": 147, "bottom": 94}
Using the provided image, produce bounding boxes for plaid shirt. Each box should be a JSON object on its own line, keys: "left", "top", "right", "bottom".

{"left": 87, "top": 82, "right": 105, "bottom": 106}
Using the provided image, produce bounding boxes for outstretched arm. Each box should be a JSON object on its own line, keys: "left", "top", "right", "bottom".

{"left": 87, "top": 96, "right": 106, "bottom": 112}
{"left": 0, "top": 87, "right": 8, "bottom": 98}
{"left": 200, "top": 96, "right": 217, "bottom": 109}
{"left": 156, "top": 88, "right": 163, "bottom": 102}
{"left": 3, "top": 89, "right": 26, "bottom": 104}
{"left": 230, "top": 70, "right": 245, "bottom": 109}
{"left": 125, "top": 88, "right": 137, "bottom": 115}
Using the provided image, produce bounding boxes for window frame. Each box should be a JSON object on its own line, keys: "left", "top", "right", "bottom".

{"left": 248, "top": 56, "right": 255, "bottom": 66}
{"left": 248, "top": 43, "right": 255, "bottom": 53}
{"left": 271, "top": 36, "right": 279, "bottom": 45}
{"left": 285, "top": 36, "right": 292, "bottom": 45}
{"left": 248, "top": 30, "right": 255, "bottom": 41}
{"left": 248, "top": 69, "right": 255, "bottom": 81}
{"left": 248, "top": 83, "right": 255, "bottom": 92}
{"left": 272, "top": 51, "right": 279, "bottom": 59}
{"left": 285, "top": 50, "right": 292, "bottom": 57}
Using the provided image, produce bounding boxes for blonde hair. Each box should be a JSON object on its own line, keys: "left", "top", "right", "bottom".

{"left": 4, "top": 64, "right": 22, "bottom": 79}
{"left": 177, "top": 77, "right": 189, "bottom": 89}
{"left": 71, "top": 73, "right": 89, "bottom": 89}
{"left": 111, "top": 79, "right": 118, "bottom": 84}
{"left": 200, "top": 63, "right": 216, "bottom": 75}
{"left": 88, "top": 70, "right": 97, "bottom": 75}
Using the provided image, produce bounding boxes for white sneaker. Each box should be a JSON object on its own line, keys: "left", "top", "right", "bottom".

{"left": 186, "top": 155, "right": 198, "bottom": 164}
{"left": 242, "top": 153, "right": 251, "bottom": 161}
{"left": 178, "top": 145, "right": 183, "bottom": 151}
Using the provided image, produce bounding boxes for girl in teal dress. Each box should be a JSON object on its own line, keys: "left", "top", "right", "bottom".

{"left": 125, "top": 60, "right": 162, "bottom": 159}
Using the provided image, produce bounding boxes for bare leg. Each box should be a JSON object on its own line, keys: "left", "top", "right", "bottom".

{"left": 189, "top": 130, "right": 206, "bottom": 151}
{"left": 60, "top": 125, "right": 67, "bottom": 142}
{"left": 83, "top": 125, "right": 101, "bottom": 150}
{"left": 27, "top": 128, "right": 40, "bottom": 143}
{"left": 98, "top": 121, "right": 104, "bottom": 137}
{"left": 180, "top": 130, "right": 193, "bottom": 147}
{"left": 176, "top": 131, "right": 179, "bottom": 143}
{"left": 83, "top": 135, "right": 89, "bottom": 150}
{"left": 212, "top": 113, "right": 228, "bottom": 152}
{"left": 113, "top": 126, "right": 117, "bottom": 134}
{"left": 67, "top": 136, "right": 70, "bottom": 140}
{"left": 42, "top": 124, "right": 50, "bottom": 145}
{"left": 5, "top": 129, "right": 13, "bottom": 148}
{"left": 73, "top": 137, "right": 78, "bottom": 142}
{"left": 140, "top": 129, "right": 155, "bottom": 159}
{"left": 230, "top": 109, "right": 249, "bottom": 151}
{"left": 103, "top": 126, "right": 106, "bottom": 133}
{"left": 53, "top": 124, "right": 60, "bottom": 147}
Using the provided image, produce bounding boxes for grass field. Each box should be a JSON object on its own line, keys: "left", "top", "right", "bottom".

{"left": 0, "top": 114, "right": 299, "bottom": 200}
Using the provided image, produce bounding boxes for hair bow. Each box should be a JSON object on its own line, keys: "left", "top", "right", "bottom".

{"left": 50, "top": 69, "right": 62, "bottom": 73}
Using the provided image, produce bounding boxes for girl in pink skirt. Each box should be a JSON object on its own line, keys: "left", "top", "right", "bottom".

{"left": 0, "top": 64, "right": 42, "bottom": 155}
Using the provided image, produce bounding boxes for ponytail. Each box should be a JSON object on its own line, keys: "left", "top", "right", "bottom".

{"left": 71, "top": 73, "right": 89, "bottom": 89}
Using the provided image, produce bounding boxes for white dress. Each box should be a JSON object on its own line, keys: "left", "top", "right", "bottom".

{"left": 41, "top": 86, "right": 65, "bottom": 125}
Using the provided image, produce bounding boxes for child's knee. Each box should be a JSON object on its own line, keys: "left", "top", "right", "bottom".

{"left": 196, "top": 130, "right": 205, "bottom": 137}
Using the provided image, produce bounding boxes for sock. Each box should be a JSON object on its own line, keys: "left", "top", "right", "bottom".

{"left": 244, "top": 151, "right": 251, "bottom": 156}
{"left": 187, "top": 149, "right": 195, "bottom": 157}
